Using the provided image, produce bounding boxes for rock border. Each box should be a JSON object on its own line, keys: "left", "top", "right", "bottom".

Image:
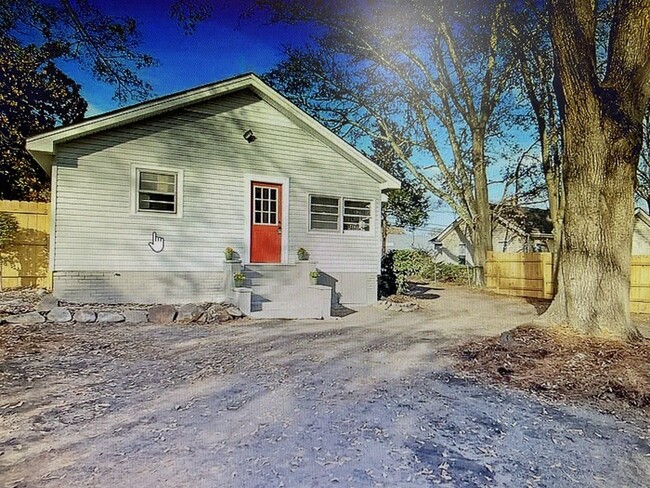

{"left": 0, "top": 294, "right": 245, "bottom": 326}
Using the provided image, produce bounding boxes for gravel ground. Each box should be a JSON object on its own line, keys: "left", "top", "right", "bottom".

{"left": 1, "top": 286, "right": 649, "bottom": 487}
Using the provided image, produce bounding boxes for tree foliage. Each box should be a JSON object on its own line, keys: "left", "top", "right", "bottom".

{"left": 364, "top": 136, "right": 429, "bottom": 253}
{"left": 0, "top": 0, "right": 157, "bottom": 200}
{"left": 0, "top": 36, "right": 87, "bottom": 200}
{"left": 260, "top": 0, "right": 518, "bottom": 284}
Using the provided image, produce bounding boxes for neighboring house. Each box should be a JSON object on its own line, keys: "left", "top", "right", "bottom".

{"left": 385, "top": 228, "right": 441, "bottom": 252}
{"left": 26, "top": 73, "right": 400, "bottom": 314}
{"left": 434, "top": 206, "right": 650, "bottom": 265}
{"left": 433, "top": 206, "right": 554, "bottom": 265}
{"left": 632, "top": 208, "right": 650, "bottom": 254}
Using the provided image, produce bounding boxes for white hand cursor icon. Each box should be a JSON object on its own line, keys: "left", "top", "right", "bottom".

{"left": 148, "top": 232, "right": 164, "bottom": 253}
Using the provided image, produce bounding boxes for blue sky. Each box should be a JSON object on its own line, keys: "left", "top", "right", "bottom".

{"left": 53, "top": 1, "right": 491, "bottom": 230}
{"left": 63, "top": 1, "right": 314, "bottom": 115}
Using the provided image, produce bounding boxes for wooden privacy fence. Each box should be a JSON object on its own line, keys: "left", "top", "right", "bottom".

{"left": 0, "top": 200, "right": 51, "bottom": 290}
{"left": 486, "top": 251, "right": 650, "bottom": 314}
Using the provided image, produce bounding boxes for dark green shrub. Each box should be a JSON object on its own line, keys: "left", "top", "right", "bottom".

{"left": 378, "top": 250, "right": 397, "bottom": 298}
{"left": 422, "top": 262, "right": 470, "bottom": 284}
{"left": 381, "top": 248, "right": 470, "bottom": 295}
{"left": 392, "top": 249, "right": 434, "bottom": 293}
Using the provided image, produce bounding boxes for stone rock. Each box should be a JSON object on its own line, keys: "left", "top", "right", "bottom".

{"left": 36, "top": 295, "right": 59, "bottom": 312}
{"left": 148, "top": 305, "right": 177, "bottom": 324}
{"left": 97, "top": 311, "right": 125, "bottom": 323}
{"left": 176, "top": 303, "right": 204, "bottom": 323}
{"left": 226, "top": 306, "right": 244, "bottom": 318}
{"left": 47, "top": 307, "right": 72, "bottom": 323}
{"left": 204, "top": 304, "right": 231, "bottom": 323}
{"left": 123, "top": 310, "right": 148, "bottom": 323}
{"left": 4, "top": 311, "right": 45, "bottom": 324}
{"left": 215, "top": 310, "right": 232, "bottom": 322}
{"left": 73, "top": 309, "right": 97, "bottom": 323}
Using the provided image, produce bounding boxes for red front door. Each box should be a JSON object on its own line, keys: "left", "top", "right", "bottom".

{"left": 250, "top": 182, "right": 282, "bottom": 263}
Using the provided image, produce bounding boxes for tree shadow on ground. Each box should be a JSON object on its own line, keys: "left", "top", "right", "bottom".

{"left": 406, "top": 282, "right": 441, "bottom": 300}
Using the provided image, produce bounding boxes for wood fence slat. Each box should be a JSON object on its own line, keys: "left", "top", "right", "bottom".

{"left": 487, "top": 251, "right": 650, "bottom": 314}
{"left": 0, "top": 200, "right": 51, "bottom": 290}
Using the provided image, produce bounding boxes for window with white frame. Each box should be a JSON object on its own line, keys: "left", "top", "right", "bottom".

{"left": 309, "top": 195, "right": 372, "bottom": 232}
{"left": 343, "top": 199, "right": 371, "bottom": 231}
{"left": 137, "top": 169, "right": 178, "bottom": 213}
{"left": 310, "top": 196, "right": 340, "bottom": 231}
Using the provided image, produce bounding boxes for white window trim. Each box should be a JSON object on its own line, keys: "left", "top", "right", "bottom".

{"left": 308, "top": 194, "right": 341, "bottom": 233}
{"left": 252, "top": 184, "right": 280, "bottom": 226}
{"left": 308, "top": 194, "right": 375, "bottom": 236}
{"left": 244, "top": 174, "right": 290, "bottom": 264}
{"left": 131, "top": 164, "right": 184, "bottom": 218}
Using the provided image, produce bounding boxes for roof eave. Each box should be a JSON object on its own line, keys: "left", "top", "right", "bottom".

{"left": 26, "top": 73, "right": 259, "bottom": 163}
{"left": 26, "top": 73, "right": 399, "bottom": 188}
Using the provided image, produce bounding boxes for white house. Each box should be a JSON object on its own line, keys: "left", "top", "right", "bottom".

{"left": 433, "top": 207, "right": 554, "bottom": 265}
{"left": 26, "top": 74, "right": 400, "bottom": 316}
{"left": 434, "top": 206, "right": 650, "bottom": 265}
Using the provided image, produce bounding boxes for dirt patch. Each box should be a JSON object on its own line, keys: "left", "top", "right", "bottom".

{"left": 2, "top": 287, "right": 649, "bottom": 487}
{"left": 454, "top": 324, "right": 650, "bottom": 415}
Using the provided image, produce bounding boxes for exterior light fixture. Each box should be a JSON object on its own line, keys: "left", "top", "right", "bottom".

{"left": 243, "top": 129, "right": 256, "bottom": 143}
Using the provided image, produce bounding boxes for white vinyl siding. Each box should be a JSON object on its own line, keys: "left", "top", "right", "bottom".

{"left": 633, "top": 217, "right": 650, "bottom": 255}
{"left": 53, "top": 89, "right": 383, "bottom": 274}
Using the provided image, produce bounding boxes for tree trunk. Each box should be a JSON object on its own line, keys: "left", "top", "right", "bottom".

{"left": 471, "top": 128, "right": 492, "bottom": 286}
{"left": 544, "top": 0, "right": 650, "bottom": 340}
{"left": 544, "top": 145, "right": 564, "bottom": 287}
{"left": 381, "top": 217, "right": 388, "bottom": 256}
{"left": 543, "top": 100, "right": 643, "bottom": 340}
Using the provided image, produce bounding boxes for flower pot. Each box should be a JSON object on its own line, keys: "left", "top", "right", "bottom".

{"left": 234, "top": 279, "right": 245, "bottom": 288}
{"left": 309, "top": 277, "right": 318, "bottom": 285}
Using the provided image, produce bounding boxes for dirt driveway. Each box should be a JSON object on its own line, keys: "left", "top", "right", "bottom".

{"left": 1, "top": 286, "right": 649, "bottom": 487}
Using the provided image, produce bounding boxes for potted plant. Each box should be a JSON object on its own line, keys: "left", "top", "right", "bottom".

{"left": 233, "top": 271, "right": 246, "bottom": 287}
{"left": 309, "top": 269, "right": 319, "bottom": 285}
{"left": 297, "top": 247, "right": 309, "bottom": 261}
{"left": 224, "top": 247, "right": 235, "bottom": 260}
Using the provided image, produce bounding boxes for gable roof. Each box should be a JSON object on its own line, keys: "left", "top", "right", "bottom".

{"left": 432, "top": 205, "right": 554, "bottom": 243}
{"left": 435, "top": 206, "right": 650, "bottom": 244}
{"left": 635, "top": 207, "right": 650, "bottom": 227}
{"left": 432, "top": 219, "right": 463, "bottom": 243}
{"left": 26, "top": 73, "right": 401, "bottom": 190}
{"left": 493, "top": 206, "right": 554, "bottom": 235}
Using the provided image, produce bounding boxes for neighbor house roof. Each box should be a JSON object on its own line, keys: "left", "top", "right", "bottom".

{"left": 26, "top": 73, "right": 401, "bottom": 190}
{"left": 635, "top": 207, "right": 650, "bottom": 227}
{"left": 432, "top": 205, "right": 554, "bottom": 243}
{"left": 434, "top": 206, "right": 650, "bottom": 244}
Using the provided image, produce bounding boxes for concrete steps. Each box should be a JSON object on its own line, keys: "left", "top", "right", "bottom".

{"left": 242, "top": 263, "right": 330, "bottom": 319}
